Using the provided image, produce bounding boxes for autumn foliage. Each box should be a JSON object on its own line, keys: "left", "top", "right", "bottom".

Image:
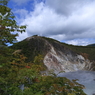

{"left": 0, "top": 0, "right": 87, "bottom": 95}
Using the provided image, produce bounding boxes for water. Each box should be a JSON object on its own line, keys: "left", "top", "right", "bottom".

{"left": 58, "top": 70, "right": 95, "bottom": 95}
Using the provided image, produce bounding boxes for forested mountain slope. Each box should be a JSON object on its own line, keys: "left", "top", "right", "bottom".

{"left": 11, "top": 35, "right": 95, "bottom": 72}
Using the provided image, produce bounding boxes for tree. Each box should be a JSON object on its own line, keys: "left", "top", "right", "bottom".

{"left": 0, "top": 0, "right": 26, "bottom": 46}
{"left": 0, "top": 1, "right": 26, "bottom": 93}
{"left": 0, "top": 1, "right": 87, "bottom": 95}
{"left": 0, "top": 0, "right": 26, "bottom": 77}
{"left": 0, "top": 50, "right": 87, "bottom": 95}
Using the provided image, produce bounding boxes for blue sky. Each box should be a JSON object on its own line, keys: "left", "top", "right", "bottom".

{"left": 8, "top": 0, "right": 95, "bottom": 46}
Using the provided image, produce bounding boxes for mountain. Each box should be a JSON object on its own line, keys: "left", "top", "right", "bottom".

{"left": 11, "top": 35, "right": 95, "bottom": 73}
{"left": 87, "top": 44, "right": 95, "bottom": 46}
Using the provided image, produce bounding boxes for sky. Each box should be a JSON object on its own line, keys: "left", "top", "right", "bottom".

{"left": 8, "top": 0, "right": 95, "bottom": 46}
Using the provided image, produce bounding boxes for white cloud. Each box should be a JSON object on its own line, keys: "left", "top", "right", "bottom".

{"left": 16, "top": 0, "right": 95, "bottom": 45}
{"left": 16, "top": 32, "right": 28, "bottom": 41}
{"left": 65, "top": 39, "right": 95, "bottom": 46}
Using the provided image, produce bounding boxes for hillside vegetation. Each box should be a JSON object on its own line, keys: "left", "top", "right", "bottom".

{"left": 42, "top": 36, "right": 95, "bottom": 61}
{"left": 0, "top": 0, "right": 87, "bottom": 94}
{"left": 0, "top": 44, "right": 87, "bottom": 95}
{"left": 62, "top": 44, "right": 95, "bottom": 61}
{"left": 12, "top": 36, "right": 95, "bottom": 61}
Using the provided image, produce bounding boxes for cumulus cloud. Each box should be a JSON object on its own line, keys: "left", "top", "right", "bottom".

{"left": 16, "top": 0, "right": 95, "bottom": 45}
{"left": 65, "top": 39, "right": 95, "bottom": 46}
{"left": 16, "top": 32, "right": 28, "bottom": 41}
{"left": 46, "top": 0, "right": 92, "bottom": 16}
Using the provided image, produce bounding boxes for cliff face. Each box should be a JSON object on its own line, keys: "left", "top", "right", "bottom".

{"left": 43, "top": 44, "right": 92, "bottom": 72}
{"left": 12, "top": 36, "right": 93, "bottom": 72}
